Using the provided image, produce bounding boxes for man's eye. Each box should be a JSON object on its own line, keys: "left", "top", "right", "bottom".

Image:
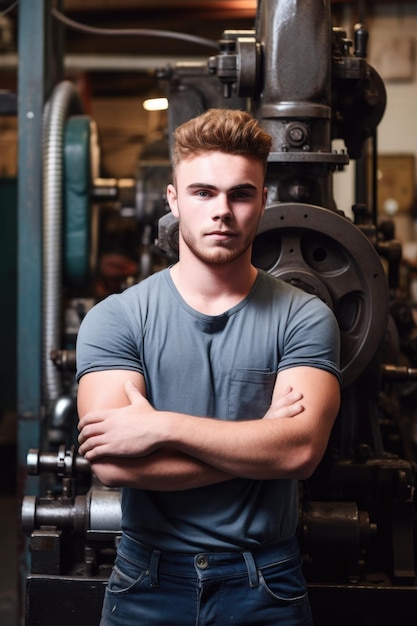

{"left": 232, "top": 191, "right": 250, "bottom": 199}
{"left": 196, "top": 190, "right": 210, "bottom": 197}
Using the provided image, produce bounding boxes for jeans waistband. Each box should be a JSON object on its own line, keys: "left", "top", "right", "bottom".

{"left": 117, "top": 532, "right": 300, "bottom": 586}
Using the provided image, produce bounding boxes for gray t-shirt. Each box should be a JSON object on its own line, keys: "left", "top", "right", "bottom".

{"left": 76, "top": 268, "right": 340, "bottom": 551}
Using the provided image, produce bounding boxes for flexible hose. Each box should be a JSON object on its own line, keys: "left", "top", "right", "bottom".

{"left": 42, "top": 81, "right": 83, "bottom": 413}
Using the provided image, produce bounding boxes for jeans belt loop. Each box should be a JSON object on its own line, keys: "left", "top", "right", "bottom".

{"left": 242, "top": 551, "right": 259, "bottom": 588}
{"left": 149, "top": 549, "right": 161, "bottom": 587}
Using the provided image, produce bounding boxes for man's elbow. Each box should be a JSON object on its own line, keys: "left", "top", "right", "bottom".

{"left": 296, "top": 460, "right": 319, "bottom": 481}
{"left": 294, "top": 410, "right": 339, "bottom": 479}
{"left": 288, "top": 444, "right": 326, "bottom": 480}
{"left": 89, "top": 461, "right": 126, "bottom": 488}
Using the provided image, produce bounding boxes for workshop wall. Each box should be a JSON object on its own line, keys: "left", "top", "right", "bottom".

{"left": 333, "top": 4, "right": 417, "bottom": 255}
{"left": 369, "top": 6, "right": 417, "bottom": 265}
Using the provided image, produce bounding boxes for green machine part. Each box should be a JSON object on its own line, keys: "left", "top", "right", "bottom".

{"left": 0, "top": 178, "right": 17, "bottom": 415}
{"left": 0, "top": 178, "right": 17, "bottom": 495}
{"left": 64, "top": 115, "right": 93, "bottom": 285}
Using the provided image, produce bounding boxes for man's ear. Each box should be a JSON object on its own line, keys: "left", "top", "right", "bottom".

{"left": 166, "top": 183, "right": 179, "bottom": 217}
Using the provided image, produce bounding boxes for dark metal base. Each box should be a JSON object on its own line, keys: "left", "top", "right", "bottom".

{"left": 308, "top": 583, "right": 417, "bottom": 626}
{"left": 25, "top": 575, "right": 417, "bottom": 626}
{"left": 25, "top": 576, "right": 106, "bottom": 626}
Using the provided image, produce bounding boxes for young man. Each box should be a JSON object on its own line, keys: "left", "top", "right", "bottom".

{"left": 76, "top": 108, "right": 341, "bottom": 625}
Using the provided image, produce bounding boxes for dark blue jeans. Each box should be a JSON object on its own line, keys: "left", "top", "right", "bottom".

{"left": 100, "top": 532, "right": 313, "bottom": 625}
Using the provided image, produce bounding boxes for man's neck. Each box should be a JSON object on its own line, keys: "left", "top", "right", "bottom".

{"left": 170, "top": 255, "right": 258, "bottom": 316}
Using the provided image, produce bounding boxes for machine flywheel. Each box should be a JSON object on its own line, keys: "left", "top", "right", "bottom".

{"left": 252, "top": 203, "right": 389, "bottom": 388}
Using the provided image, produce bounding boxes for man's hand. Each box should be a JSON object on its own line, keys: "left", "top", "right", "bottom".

{"left": 263, "top": 386, "right": 304, "bottom": 420}
{"left": 78, "top": 380, "right": 161, "bottom": 460}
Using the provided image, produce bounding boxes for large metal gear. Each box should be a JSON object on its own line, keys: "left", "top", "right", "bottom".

{"left": 252, "top": 203, "right": 390, "bottom": 388}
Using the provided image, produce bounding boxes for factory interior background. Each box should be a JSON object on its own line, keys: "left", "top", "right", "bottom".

{"left": 2, "top": 1, "right": 417, "bottom": 624}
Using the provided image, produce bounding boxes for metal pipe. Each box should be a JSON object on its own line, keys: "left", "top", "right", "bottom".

{"left": 42, "top": 81, "right": 83, "bottom": 415}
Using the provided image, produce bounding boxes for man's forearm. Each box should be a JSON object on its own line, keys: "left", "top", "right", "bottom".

{"left": 161, "top": 411, "right": 312, "bottom": 479}
{"left": 89, "top": 448, "right": 234, "bottom": 490}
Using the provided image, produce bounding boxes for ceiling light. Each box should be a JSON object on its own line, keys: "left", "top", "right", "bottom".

{"left": 143, "top": 97, "right": 169, "bottom": 111}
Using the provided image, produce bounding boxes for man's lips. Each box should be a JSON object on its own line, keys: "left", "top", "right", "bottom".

{"left": 206, "top": 230, "right": 237, "bottom": 238}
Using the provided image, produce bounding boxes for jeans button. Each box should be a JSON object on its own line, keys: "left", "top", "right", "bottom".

{"left": 196, "top": 555, "right": 208, "bottom": 569}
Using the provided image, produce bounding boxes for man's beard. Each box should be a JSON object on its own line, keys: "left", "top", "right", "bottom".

{"left": 179, "top": 223, "right": 258, "bottom": 265}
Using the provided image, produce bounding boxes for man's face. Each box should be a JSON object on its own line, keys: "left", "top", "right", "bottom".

{"left": 167, "top": 151, "right": 267, "bottom": 266}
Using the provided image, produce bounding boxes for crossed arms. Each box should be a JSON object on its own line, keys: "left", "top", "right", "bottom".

{"left": 77, "top": 366, "right": 340, "bottom": 491}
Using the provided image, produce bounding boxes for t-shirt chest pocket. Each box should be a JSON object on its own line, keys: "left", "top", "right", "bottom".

{"left": 228, "top": 368, "right": 277, "bottom": 421}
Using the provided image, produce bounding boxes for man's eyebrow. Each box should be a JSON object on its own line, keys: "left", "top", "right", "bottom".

{"left": 186, "top": 183, "right": 217, "bottom": 190}
{"left": 186, "top": 183, "right": 257, "bottom": 191}
{"left": 230, "top": 183, "right": 258, "bottom": 191}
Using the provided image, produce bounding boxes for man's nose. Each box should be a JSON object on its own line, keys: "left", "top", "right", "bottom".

{"left": 212, "top": 194, "right": 232, "bottom": 219}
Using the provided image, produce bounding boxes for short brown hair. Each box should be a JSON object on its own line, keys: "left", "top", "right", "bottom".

{"left": 171, "top": 108, "right": 272, "bottom": 179}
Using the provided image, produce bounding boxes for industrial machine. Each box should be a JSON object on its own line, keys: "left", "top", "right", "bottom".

{"left": 17, "top": 1, "right": 417, "bottom": 624}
